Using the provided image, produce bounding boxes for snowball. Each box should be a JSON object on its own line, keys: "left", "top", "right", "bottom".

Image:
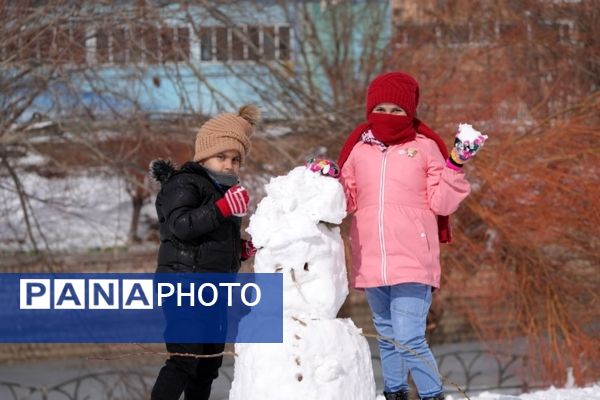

{"left": 457, "top": 123, "right": 488, "bottom": 144}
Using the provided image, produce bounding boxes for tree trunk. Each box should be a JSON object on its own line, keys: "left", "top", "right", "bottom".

{"left": 129, "top": 195, "right": 144, "bottom": 244}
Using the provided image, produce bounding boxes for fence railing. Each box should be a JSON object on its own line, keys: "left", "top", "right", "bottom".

{"left": 0, "top": 338, "right": 540, "bottom": 400}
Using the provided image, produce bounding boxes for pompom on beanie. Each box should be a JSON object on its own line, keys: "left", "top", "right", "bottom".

{"left": 365, "top": 72, "right": 420, "bottom": 118}
{"left": 194, "top": 104, "right": 261, "bottom": 163}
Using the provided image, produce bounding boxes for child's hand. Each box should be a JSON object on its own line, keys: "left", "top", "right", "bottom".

{"left": 241, "top": 239, "right": 257, "bottom": 260}
{"left": 449, "top": 124, "right": 488, "bottom": 166}
{"left": 216, "top": 185, "right": 250, "bottom": 217}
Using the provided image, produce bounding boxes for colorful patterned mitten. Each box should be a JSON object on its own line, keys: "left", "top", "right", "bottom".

{"left": 305, "top": 158, "right": 340, "bottom": 179}
{"left": 450, "top": 123, "right": 488, "bottom": 166}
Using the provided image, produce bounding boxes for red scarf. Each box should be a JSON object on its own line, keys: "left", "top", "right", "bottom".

{"left": 369, "top": 113, "right": 416, "bottom": 145}
{"left": 338, "top": 117, "right": 452, "bottom": 243}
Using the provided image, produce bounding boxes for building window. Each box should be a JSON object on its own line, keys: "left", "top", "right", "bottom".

{"left": 92, "top": 24, "right": 191, "bottom": 65}
{"left": 278, "top": 26, "right": 290, "bottom": 61}
{"left": 4, "top": 22, "right": 292, "bottom": 65}
{"left": 113, "top": 27, "right": 128, "bottom": 63}
{"left": 215, "top": 26, "right": 228, "bottom": 61}
{"left": 231, "top": 26, "right": 245, "bottom": 61}
{"left": 197, "top": 24, "right": 292, "bottom": 62}
{"left": 470, "top": 23, "right": 495, "bottom": 45}
{"left": 497, "top": 22, "right": 526, "bottom": 42}
{"left": 145, "top": 26, "right": 160, "bottom": 63}
{"left": 95, "top": 27, "right": 110, "bottom": 63}
{"left": 6, "top": 23, "right": 89, "bottom": 65}
{"left": 263, "top": 26, "right": 276, "bottom": 60}
{"left": 436, "top": 24, "right": 470, "bottom": 46}
{"left": 531, "top": 20, "right": 575, "bottom": 45}
{"left": 176, "top": 27, "right": 190, "bottom": 61}
{"left": 160, "top": 26, "right": 175, "bottom": 62}
{"left": 199, "top": 27, "right": 213, "bottom": 61}
{"left": 248, "top": 25, "right": 260, "bottom": 61}
{"left": 23, "top": 30, "right": 44, "bottom": 63}
{"left": 396, "top": 24, "right": 437, "bottom": 47}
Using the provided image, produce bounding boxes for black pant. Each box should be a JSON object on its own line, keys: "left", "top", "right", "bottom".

{"left": 151, "top": 342, "right": 225, "bottom": 400}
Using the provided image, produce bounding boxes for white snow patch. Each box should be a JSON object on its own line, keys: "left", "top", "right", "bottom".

{"left": 445, "top": 382, "right": 600, "bottom": 399}
{"left": 263, "top": 125, "right": 293, "bottom": 138}
{"left": 0, "top": 170, "right": 154, "bottom": 251}
{"left": 15, "top": 153, "right": 47, "bottom": 167}
{"left": 27, "top": 121, "right": 55, "bottom": 130}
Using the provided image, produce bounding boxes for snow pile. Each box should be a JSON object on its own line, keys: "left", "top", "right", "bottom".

{"left": 230, "top": 164, "right": 376, "bottom": 400}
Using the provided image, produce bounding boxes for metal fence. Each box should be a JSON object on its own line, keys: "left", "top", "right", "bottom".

{"left": 0, "top": 338, "right": 540, "bottom": 400}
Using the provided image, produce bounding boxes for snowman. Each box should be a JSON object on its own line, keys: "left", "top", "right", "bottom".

{"left": 229, "top": 159, "right": 376, "bottom": 400}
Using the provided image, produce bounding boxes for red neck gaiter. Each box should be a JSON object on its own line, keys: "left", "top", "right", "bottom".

{"left": 368, "top": 113, "right": 416, "bottom": 145}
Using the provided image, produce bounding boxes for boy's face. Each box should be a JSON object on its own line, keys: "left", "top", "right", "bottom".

{"left": 200, "top": 150, "right": 242, "bottom": 175}
{"left": 372, "top": 102, "right": 407, "bottom": 116}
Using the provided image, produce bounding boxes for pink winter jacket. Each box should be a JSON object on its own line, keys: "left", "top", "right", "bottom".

{"left": 341, "top": 133, "right": 471, "bottom": 289}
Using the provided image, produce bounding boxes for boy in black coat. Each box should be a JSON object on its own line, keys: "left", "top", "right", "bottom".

{"left": 150, "top": 105, "right": 260, "bottom": 400}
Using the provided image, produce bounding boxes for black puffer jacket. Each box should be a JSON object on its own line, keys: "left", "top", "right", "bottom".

{"left": 150, "top": 160, "right": 242, "bottom": 273}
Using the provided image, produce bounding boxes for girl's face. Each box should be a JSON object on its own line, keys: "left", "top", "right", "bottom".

{"left": 372, "top": 103, "right": 407, "bottom": 116}
{"left": 201, "top": 150, "right": 242, "bottom": 175}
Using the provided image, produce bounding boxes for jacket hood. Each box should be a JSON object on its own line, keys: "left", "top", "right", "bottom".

{"left": 149, "top": 159, "right": 176, "bottom": 183}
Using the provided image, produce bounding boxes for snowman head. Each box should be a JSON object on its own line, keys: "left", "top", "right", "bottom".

{"left": 248, "top": 159, "right": 347, "bottom": 250}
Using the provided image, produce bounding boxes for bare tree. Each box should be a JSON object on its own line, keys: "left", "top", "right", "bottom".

{"left": 389, "top": 0, "right": 600, "bottom": 385}
{"left": 1, "top": 0, "right": 395, "bottom": 252}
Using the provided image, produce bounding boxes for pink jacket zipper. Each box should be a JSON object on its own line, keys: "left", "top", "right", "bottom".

{"left": 378, "top": 150, "right": 389, "bottom": 285}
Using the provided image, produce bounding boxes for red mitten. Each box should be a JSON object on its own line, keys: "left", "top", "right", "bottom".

{"left": 241, "top": 239, "right": 257, "bottom": 261}
{"left": 216, "top": 185, "right": 250, "bottom": 217}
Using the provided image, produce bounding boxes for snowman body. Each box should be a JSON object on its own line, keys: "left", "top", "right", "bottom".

{"left": 229, "top": 166, "right": 376, "bottom": 400}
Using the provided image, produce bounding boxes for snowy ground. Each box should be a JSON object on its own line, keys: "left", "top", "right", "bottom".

{"left": 443, "top": 384, "right": 600, "bottom": 400}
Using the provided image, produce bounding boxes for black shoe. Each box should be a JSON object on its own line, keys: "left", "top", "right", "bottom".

{"left": 384, "top": 390, "right": 409, "bottom": 400}
{"left": 421, "top": 394, "right": 445, "bottom": 400}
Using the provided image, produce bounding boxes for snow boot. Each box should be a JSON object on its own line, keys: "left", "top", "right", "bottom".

{"left": 384, "top": 390, "right": 409, "bottom": 400}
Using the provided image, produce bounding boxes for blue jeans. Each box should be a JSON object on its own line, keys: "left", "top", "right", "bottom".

{"left": 365, "top": 283, "right": 443, "bottom": 397}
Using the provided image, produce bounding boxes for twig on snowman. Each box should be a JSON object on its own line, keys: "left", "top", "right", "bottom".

{"left": 292, "top": 315, "right": 308, "bottom": 326}
{"left": 319, "top": 221, "right": 339, "bottom": 231}
{"left": 290, "top": 268, "right": 308, "bottom": 303}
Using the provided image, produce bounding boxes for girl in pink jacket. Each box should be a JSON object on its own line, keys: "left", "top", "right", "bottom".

{"left": 338, "top": 72, "right": 485, "bottom": 400}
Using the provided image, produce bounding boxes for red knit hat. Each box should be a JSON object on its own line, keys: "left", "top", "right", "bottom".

{"left": 365, "top": 72, "right": 420, "bottom": 118}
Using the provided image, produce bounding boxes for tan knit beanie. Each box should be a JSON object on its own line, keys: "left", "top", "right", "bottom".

{"left": 194, "top": 104, "right": 261, "bottom": 163}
